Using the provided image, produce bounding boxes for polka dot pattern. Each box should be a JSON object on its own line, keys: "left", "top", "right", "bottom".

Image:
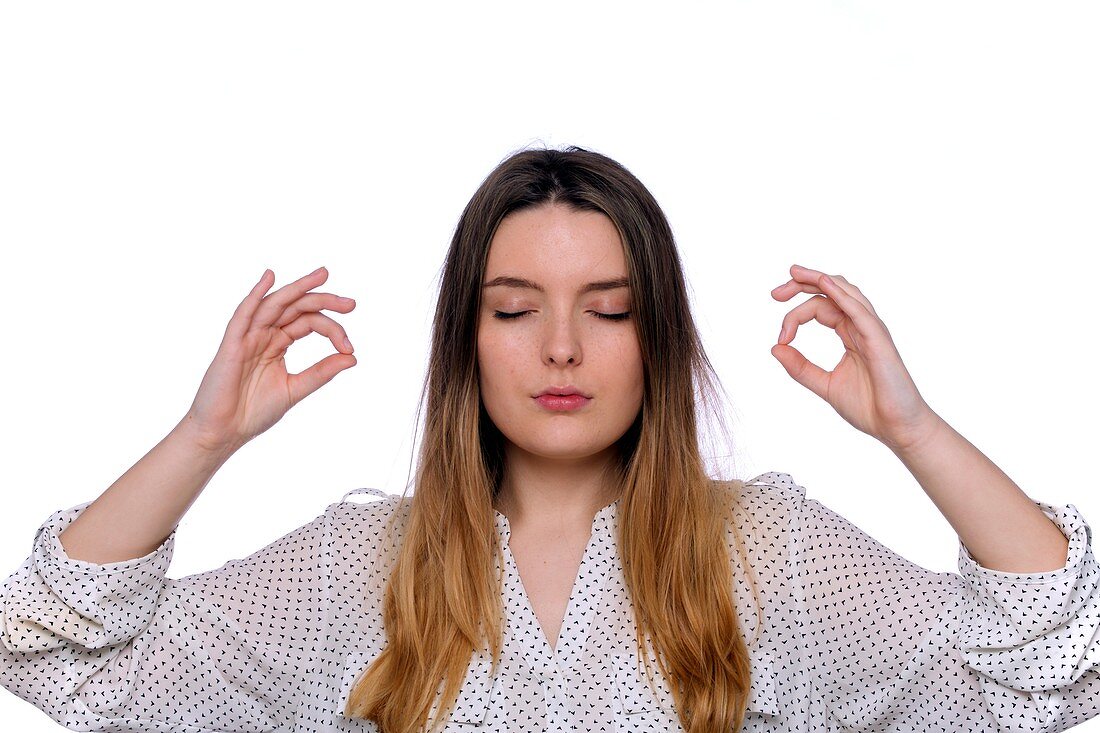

{"left": 2, "top": 473, "right": 1098, "bottom": 732}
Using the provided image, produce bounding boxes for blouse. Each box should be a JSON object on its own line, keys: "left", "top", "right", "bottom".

{"left": 2, "top": 471, "right": 1099, "bottom": 732}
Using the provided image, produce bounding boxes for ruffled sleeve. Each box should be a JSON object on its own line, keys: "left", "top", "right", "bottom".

{"left": 782, "top": 472, "right": 1100, "bottom": 732}
{"left": 4, "top": 501, "right": 176, "bottom": 653}
{"left": 956, "top": 500, "right": 1100, "bottom": 729}
{"left": 2, "top": 498, "right": 333, "bottom": 731}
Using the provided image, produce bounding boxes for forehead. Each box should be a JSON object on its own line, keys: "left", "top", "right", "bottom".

{"left": 485, "top": 204, "right": 626, "bottom": 277}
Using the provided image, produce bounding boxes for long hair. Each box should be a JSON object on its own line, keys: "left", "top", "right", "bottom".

{"left": 344, "top": 145, "right": 764, "bottom": 732}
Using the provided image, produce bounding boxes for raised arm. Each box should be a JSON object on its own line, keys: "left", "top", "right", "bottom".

{"left": 59, "top": 265, "right": 357, "bottom": 565}
{"left": 1, "top": 265, "right": 360, "bottom": 729}
{"left": 772, "top": 471, "right": 1100, "bottom": 732}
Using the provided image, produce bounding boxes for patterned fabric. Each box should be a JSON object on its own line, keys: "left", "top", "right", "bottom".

{"left": 2, "top": 473, "right": 1098, "bottom": 731}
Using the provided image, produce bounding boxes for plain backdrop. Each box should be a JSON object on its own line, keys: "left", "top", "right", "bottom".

{"left": 1, "top": 1, "right": 1097, "bottom": 730}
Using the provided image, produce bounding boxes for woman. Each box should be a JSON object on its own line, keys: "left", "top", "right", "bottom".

{"left": 2, "top": 147, "right": 1097, "bottom": 733}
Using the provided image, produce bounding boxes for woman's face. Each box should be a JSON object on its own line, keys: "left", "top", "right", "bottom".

{"left": 477, "top": 203, "right": 645, "bottom": 464}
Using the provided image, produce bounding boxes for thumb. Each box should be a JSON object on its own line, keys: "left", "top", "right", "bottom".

{"left": 287, "top": 353, "right": 357, "bottom": 406}
{"left": 771, "top": 343, "right": 829, "bottom": 402}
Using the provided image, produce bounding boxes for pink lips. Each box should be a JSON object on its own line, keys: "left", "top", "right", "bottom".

{"left": 534, "top": 394, "right": 591, "bottom": 411}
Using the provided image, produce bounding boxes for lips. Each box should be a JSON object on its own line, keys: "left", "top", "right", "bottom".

{"left": 534, "top": 393, "right": 591, "bottom": 411}
{"left": 534, "top": 385, "right": 592, "bottom": 398}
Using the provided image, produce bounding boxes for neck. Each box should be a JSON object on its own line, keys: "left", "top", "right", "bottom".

{"left": 494, "top": 444, "right": 622, "bottom": 533}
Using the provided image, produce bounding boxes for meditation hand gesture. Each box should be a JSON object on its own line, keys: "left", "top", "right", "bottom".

{"left": 183, "top": 266, "right": 358, "bottom": 454}
{"left": 770, "top": 264, "right": 939, "bottom": 454}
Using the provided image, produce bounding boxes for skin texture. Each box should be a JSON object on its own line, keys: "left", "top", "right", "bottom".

{"left": 475, "top": 202, "right": 646, "bottom": 649}
{"left": 771, "top": 264, "right": 1068, "bottom": 573}
{"left": 477, "top": 203, "right": 643, "bottom": 536}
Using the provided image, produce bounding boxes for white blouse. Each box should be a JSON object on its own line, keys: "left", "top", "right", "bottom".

{"left": 2, "top": 471, "right": 1098, "bottom": 732}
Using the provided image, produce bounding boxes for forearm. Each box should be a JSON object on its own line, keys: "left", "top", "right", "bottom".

{"left": 892, "top": 410, "right": 1070, "bottom": 573}
{"left": 57, "top": 415, "right": 238, "bottom": 564}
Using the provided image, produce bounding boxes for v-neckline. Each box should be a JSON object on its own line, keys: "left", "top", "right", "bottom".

{"left": 494, "top": 499, "right": 619, "bottom": 672}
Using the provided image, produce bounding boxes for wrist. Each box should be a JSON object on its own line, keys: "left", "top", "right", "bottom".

{"left": 171, "top": 414, "right": 242, "bottom": 464}
{"left": 884, "top": 409, "right": 949, "bottom": 459}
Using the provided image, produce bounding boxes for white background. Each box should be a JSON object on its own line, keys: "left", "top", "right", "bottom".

{"left": 2, "top": 1, "right": 1097, "bottom": 729}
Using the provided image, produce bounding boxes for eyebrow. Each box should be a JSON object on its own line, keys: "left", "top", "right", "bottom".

{"left": 481, "top": 275, "right": 630, "bottom": 294}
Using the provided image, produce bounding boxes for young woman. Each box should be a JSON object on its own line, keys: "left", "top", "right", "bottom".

{"left": 2, "top": 147, "right": 1098, "bottom": 733}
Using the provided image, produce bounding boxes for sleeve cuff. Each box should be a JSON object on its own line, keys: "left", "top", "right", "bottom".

{"left": 17, "top": 500, "right": 177, "bottom": 650}
{"left": 35, "top": 501, "right": 176, "bottom": 574}
{"left": 957, "top": 500, "right": 1100, "bottom": 691}
{"left": 958, "top": 501, "right": 1090, "bottom": 584}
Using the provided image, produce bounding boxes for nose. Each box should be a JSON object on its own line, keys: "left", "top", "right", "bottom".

{"left": 542, "top": 315, "right": 581, "bottom": 365}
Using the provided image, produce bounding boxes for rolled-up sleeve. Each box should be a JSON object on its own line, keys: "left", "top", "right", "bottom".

{"left": 956, "top": 500, "right": 1100, "bottom": 730}
{"left": 788, "top": 477, "right": 1100, "bottom": 733}
{"left": 1, "top": 499, "right": 332, "bottom": 732}
{"left": 4, "top": 501, "right": 176, "bottom": 654}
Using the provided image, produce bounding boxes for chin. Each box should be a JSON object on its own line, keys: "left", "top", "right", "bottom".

{"left": 511, "top": 435, "right": 613, "bottom": 460}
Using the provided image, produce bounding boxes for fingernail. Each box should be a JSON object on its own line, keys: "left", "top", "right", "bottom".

{"left": 343, "top": 337, "right": 353, "bottom": 351}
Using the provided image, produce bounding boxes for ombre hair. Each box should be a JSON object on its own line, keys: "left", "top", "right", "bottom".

{"left": 344, "top": 145, "right": 764, "bottom": 733}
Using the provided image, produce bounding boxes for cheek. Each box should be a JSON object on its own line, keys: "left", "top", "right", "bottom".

{"left": 478, "top": 321, "right": 516, "bottom": 358}
{"left": 622, "top": 347, "right": 646, "bottom": 411}
{"left": 477, "top": 332, "right": 524, "bottom": 394}
{"left": 608, "top": 336, "right": 644, "bottom": 381}
{"left": 596, "top": 339, "right": 644, "bottom": 415}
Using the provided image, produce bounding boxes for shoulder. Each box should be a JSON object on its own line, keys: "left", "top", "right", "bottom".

{"left": 711, "top": 471, "right": 807, "bottom": 514}
{"left": 320, "top": 491, "right": 411, "bottom": 637}
{"left": 324, "top": 489, "right": 412, "bottom": 555}
{"left": 328, "top": 488, "right": 409, "bottom": 521}
{"left": 710, "top": 471, "right": 808, "bottom": 548}
{"left": 739, "top": 471, "right": 808, "bottom": 504}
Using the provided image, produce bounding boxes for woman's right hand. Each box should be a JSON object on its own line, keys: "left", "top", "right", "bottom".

{"left": 181, "top": 266, "right": 357, "bottom": 454}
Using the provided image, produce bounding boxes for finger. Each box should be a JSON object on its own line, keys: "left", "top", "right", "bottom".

{"left": 770, "top": 341, "right": 831, "bottom": 402}
{"left": 225, "top": 269, "right": 275, "bottom": 342}
{"left": 815, "top": 272, "right": 877, "bottom": 317}
{"left": 281, "top": 311, "right": 355, "bottom": 354}
{"left": 777, "top": 295, "right": 860, "bottom": 352}
{"left": 287, "top": 351, "right": 358, "bottom": 407}
{"left": 274, "top": 292, "right": 356, "bottom": 329}
{"left": 771, "top": 278, "right": 824, "bottom": 300}
{"left": 775, "top": 265, "right": 878, "bottom": 317}
{"left": 780, "top": 265, "right": 880, "bottom": 341}
{"left": 774, "top": 265, "right": 845, "bottom": 299}
{"left": 813, "top": 273, "right": 881, "bottom": 341}
{"left": 252, "top": 266, "right": 331, "bottom": 329}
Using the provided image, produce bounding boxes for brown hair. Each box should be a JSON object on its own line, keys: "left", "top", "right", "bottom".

{"left": 344, "top": 145, "right": 763, "bottom": 732}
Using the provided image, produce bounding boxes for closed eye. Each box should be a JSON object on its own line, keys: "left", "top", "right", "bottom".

{"left": 492, "top": 311, "right": 631, "bottom": 321}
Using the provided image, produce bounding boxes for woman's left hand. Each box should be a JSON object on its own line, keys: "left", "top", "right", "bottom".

{"left": 770, "top": 264, "right": 941, "bottom": 454}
